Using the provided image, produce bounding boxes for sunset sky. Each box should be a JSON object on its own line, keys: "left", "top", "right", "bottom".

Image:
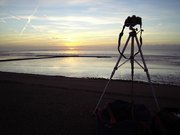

{"left": 0, "top": 0, "right": 180, "bottom": 50}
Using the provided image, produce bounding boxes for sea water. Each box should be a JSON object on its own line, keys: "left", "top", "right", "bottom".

{"left": 0, "top": 45, "right": 180, "bottom": 85}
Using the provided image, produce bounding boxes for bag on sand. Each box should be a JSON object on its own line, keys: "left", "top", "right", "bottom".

{"left": 96, "top": 100, "right": 152, "bottom": 135}
{"left": 96, "top": 100, "right": 180, "bottom": 135}
{"left": 152, "top": 108, "right": 180, "bottom": 135}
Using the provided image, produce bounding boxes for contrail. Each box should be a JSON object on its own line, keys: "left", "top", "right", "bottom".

{"left": 20, "top": 6, "right": 39, "bottom": 36}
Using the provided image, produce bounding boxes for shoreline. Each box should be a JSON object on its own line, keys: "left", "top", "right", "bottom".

{"left": 0, "top": 71, "right": 180, "bottom": 134}
{"left": 1, "top": 70, "right": 179, "bottom": 87}
{"left": 0, "top": 55, "right": 113, "bottom": 62}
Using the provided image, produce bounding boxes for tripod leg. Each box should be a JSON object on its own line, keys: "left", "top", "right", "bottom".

{"left": 130, "top": 34, "right": 135, "bottom": 120}
{"left": 135, "top": 36, "right": 160, "bottom": 111}
{"left": 93, "top": 35, "right": 131, "bottom": 114}
{"left": 130, "top": 34, "right": 135, "bottom": 103}
{"left": 111, "top": 35, "right": 131, "bottom": 79}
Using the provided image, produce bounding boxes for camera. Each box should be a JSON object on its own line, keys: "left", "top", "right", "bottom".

{"left": 124, "top": 15, "right": 142, "bottom": 27}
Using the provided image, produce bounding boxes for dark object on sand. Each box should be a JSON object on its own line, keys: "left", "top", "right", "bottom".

{"left": 152, "top": 108, "right": 180, "bottom": 135}
{"left": 96, "top": 100, "right": 152, "bottom": 135}
{"left": 96, "top": 100, "right": 180, "bottom": 135}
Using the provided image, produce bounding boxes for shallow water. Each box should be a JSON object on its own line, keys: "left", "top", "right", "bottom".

{"left": 0, "top": 46, "right": 180, "bottom": 85}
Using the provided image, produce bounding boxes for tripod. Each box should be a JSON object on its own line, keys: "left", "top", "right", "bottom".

{"left": 93, "top": 27, "right": 160, "bottom": 114}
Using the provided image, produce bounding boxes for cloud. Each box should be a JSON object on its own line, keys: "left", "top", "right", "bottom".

{"left": 38, "top": 0, "right": 98, "bottom": 5}
{"left": 0, "top": 0, "right": 6, "bottom": 5}
{"left": 0, "top": 18, "right": 6, "bottom": 23}
{"left": 0, "top": 13, "right": 23, "bottom": 25}
{"left": 47, "top": 16, "right": 119, "bottom": 25}
{"left": 0, "top": 0, "right": 98, "bottom": 7}
{"left": 17, "top": 15, "right": 122, "bottom": 35}
{"left": 19, "top": 15, "right": 122, "bottom": 25}
{"left": 0, "top": 0, "right": 38, "bottom": 6}
{"left": 20, "top": 6, "right": 39, "bottom": 36}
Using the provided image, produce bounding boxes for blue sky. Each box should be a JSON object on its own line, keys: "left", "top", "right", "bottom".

{"left": 0, "top": 0, "right": 180, "bottom": 50}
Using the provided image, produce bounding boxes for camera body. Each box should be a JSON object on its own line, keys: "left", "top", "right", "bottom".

{"left": 124, "top": 15, "right": 142, "bottom": 27}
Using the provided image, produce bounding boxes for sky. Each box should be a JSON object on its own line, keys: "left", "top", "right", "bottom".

{"left": 0, "top": 0, "right": 180, "bottom": 50}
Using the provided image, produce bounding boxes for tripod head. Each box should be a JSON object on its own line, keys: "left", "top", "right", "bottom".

{"left": 118, "top": 15, "right": 143, "bottom": 58}
{"left": 124, "top": 15, "right": 142, "bottom": 28}
{"left": 121, "top": 15, "right": 143, "bottom": 34}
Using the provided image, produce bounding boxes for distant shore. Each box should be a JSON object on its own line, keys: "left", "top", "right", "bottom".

{"left": 0, "top": 71, "right": 180, "bottom": 135}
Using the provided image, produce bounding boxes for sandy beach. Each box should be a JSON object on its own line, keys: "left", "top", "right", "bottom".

{"left": 0, "top": 71, "right": 180, "bottom": 135}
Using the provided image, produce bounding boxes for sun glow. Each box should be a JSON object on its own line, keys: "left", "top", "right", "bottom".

{"left": 62, "top": 33, "right": 82, "bottom": 47}
{"left": 65, "top": 38, "right": 80, "bottom": 46}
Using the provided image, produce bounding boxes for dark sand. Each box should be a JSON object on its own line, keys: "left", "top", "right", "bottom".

{"left": 0, "top": 71, "right": 180, "bottom": 135}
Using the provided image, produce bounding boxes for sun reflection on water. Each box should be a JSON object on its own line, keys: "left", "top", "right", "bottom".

{"left": 65, "top": 47, "right": 79, "bottom": 55}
